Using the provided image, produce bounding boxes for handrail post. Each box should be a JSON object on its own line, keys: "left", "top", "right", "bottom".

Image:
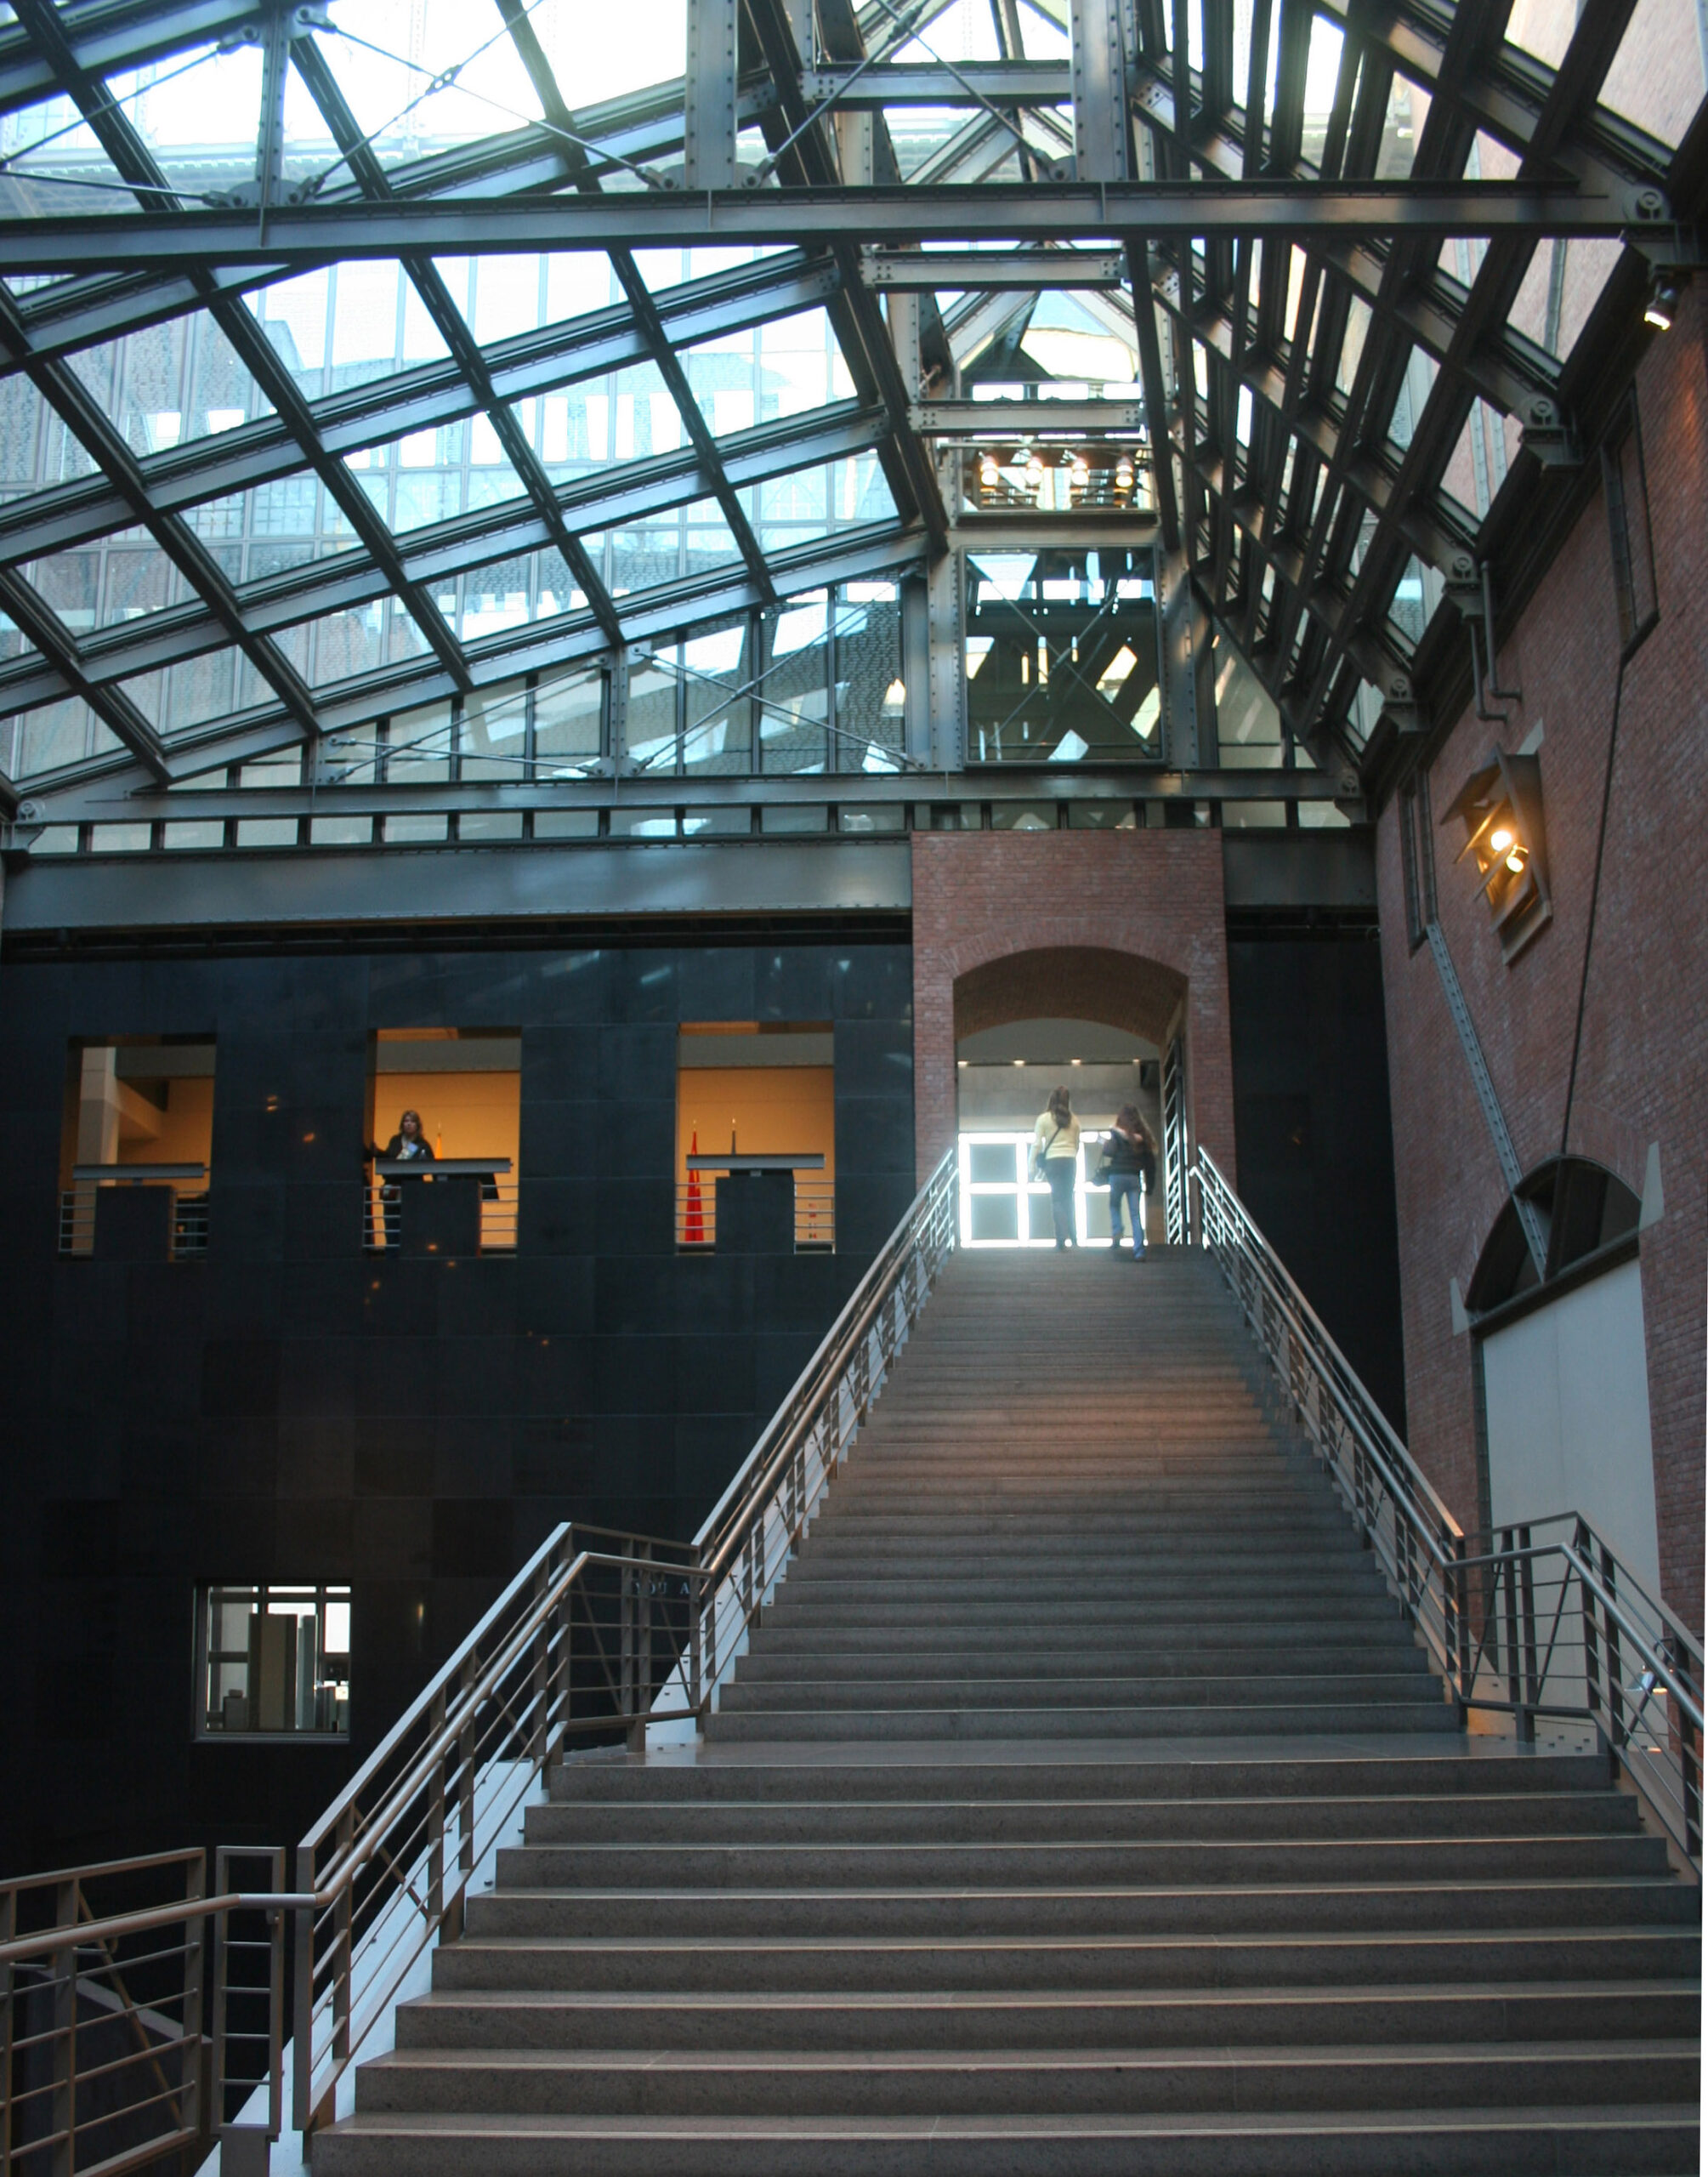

{"left": 531, "top": 1560, "right": 551, "bottom": 1772}
{"left": 449, "top": 1656, "right": 476, "bottom": 1943}
{"left": 1578, "top": 1519, "right": 1604, "bottom": 1740}
{"left": 184, "top": 1849, "right": 207, "bottom": 2153}
{"left": 1602, "top": 1543, "right": 1626, "bottom": 1749}
{"left": 627, "top": 1544, "right": 653, "bottom": 1755}
{"left": 427, "top": 1687, "right": 446, "bottom": 1928}
{"left": 1518, "top": 1523, "right": 1540, "bottom": 1736}
{"left": 50, "top": 1878, "right": 75, "bottom": 2177}
{"left": 331, "top": 1808, "right": 354, "bottom": 2066}
{"left": 0, "top": 1882, "right": 13, "bottom": 2174}
{"left": 291, "top": 1846, "right": 315, "bottom": 2136}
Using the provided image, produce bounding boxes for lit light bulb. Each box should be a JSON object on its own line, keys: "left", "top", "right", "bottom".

{"left": 1115, "top": 459, "right": 1134, "bottom": 490}
{"left": 979, "top": 454, "right": 999, "bottom": 486}
{"left": 1489, "top": 825, "right": 1514, "bottom": 853}
{"left": 1505, "top": 849, "right": 1526, "bottom": 873}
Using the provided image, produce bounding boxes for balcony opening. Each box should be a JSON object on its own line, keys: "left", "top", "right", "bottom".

{"left": 365, "top": 1030, "right": 520, "bottom": 1253}
{"left": 676, "top": 1022, "right": 835, "bottom": 1252}
{"left": 59, "top": 1037, "right": 215, "bottom": 1259}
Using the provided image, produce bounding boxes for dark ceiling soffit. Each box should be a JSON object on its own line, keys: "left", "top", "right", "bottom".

{"left": 0, "top": 834, "right": 916, "bottom": 933}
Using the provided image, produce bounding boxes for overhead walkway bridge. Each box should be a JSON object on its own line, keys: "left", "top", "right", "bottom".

{"left": 3, "top": 1152, "right": 1700, "bottom": 2174}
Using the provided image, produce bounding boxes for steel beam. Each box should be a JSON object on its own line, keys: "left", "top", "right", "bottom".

{"left": 802, "top": 60, "right": 1073, "bottom": 103}
{"left": 35, "top": 762, "right": 1348, "bottom": 824}
{"left": 912, "top": 397, "right": 1144, "bottom": 434}
{"left": 864, "top": 246, "right": 1125, "bottom": 287}
{"left": 686, "top": 0, "right": 741, "bottom": 186}
{"left": 0, "top": 179, "right": 1665, "bottom": 270}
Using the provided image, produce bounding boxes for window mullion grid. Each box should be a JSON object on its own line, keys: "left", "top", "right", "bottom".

{"left": 4, "top": 3, "right": 465, "bottom": 747}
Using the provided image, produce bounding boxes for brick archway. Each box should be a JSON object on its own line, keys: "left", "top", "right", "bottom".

{"left": 954, "top": 945, "right": 1187, "bottom": 1049}
{"left": 911, "top": 829, "right": 1236, "bottom": 1190}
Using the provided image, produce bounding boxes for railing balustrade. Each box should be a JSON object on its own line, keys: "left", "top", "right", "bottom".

{"left": 10, "top": 1140, "right": 1697, "bottom": 2175}
{"left": 1194, "top": 1146, "right": 1703, "bottom": 1872}
{"left": 674, "top": 1175, "right": 837, "bottom": 1251}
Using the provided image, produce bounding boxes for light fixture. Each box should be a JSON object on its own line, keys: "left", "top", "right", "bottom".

{"left": 1013, "top": 1058, "right": 1025, "bottom": 1067}
{"left": 1644, "top": 273, "right": 1679, "bottom": 332}
{"left": 1442, "top": 747, "right": 1552, "bottom": 963}
{"left": 1505, "top": 849, "right": 1526, "bottom": 873}
{"left": 1070, "top": 1058, "right": 1081, "bottom": 1066}
{"left": 1115, "top": 458, "right": 1134, "bottom": 491}
{"left": 1488, "top": 825, "right": 1513, "bottom": 853}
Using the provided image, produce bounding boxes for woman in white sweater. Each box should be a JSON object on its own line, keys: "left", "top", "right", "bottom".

{"left": 1031, "top": 1086, "right": 1081, "bottom": 1249}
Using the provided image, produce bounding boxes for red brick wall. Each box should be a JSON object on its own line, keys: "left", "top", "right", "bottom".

{"left": 911, "top": 828, "right": 1237, "bottom": 1192}
{"left": 1377, "top": 289, "right": 1708, "bottom": 1631}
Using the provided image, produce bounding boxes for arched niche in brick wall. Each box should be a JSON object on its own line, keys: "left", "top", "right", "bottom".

{"left": 952, "top": 946, "right": 1187, "bottom": 1050}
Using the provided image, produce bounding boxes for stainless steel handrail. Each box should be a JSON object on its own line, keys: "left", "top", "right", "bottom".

{"left": 1194, "top": 1146, "right": 1703, "bottom": 1872}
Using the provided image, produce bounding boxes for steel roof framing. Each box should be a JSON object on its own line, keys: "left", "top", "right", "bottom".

{"left": 0, "top": 0, "right": 1695, "bottom": 820}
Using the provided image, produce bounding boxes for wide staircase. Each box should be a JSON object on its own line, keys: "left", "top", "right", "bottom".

{"left": 319, "top": 1248, "right": 1702, "bottom": 2174}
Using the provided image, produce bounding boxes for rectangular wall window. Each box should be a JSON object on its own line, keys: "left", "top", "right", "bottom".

{"left": 1603, "top": 392, "right": 1659, "bottom": 657}
{"left": 59, "top": 1037, "right": 215, "bottom": 1259}
{"left": 199, "top": 1583, "right": 350, "bottom": 1737}
{"left": 1398, "top": 770, "right": 1436, "bottom": 952}
{"left": 367, "top": 1030, "right": 520, "bottom": 1253}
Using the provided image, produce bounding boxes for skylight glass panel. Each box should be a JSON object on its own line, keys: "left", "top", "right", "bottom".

{"left": 684, "top": 500, "right": 745, "bottom": 582}
{"left": 184, "top": 472, "right": 366, "bottom": 565}
{"left": 316, "top": 0, "right": 545, "bottom": 164}
{"left": 65, "top": 312, "right": 271, "bottom": 457}
{"left": 14, "top": 696, "right": 122, "bottom": 777}
{"left": 610, "top": 519, "right": 682, "bottom": 596}
{"left": 108, "top": 43, "right": 264, "bottom": 194}
{"left": 460, "top": 549, "right": 586, "bottom": 644}
{"left": 0, "top": 606, "right": 36, "bottom": 667}
{"left": 1600, "top": 0, "right": 1705, "bottom": 145}
{"left": 1016, "top": 0, "right": 1068, "bottom": 58}
{"left": 682, "top": 310, "right": 845, "bottom": 437}
{"left": 0, "top": 94, "right": 144, "bottom": 217}
{"left": 888, "top": 0, "right": 1002, "bottom": 64}
{"left": 1504, "top": 0, "right": 1575, "bottom": 66}
{"left": 525, "top": 0, "right": 686, "bottom": 106}
{"left": 121, "top": 647, "right": 247, "bottom": 736}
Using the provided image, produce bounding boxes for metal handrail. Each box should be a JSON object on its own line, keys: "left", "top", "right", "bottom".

{"left": 1194, "top": 1146, "right": 1703, "bottom": 1873}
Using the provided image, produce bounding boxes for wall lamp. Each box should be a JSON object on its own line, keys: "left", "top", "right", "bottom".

{"left": 1441, "top": 746, "right": 1552, "bottom": 963}
{"left": 1644, "top": 273, "right": 1680, "bottom": 332}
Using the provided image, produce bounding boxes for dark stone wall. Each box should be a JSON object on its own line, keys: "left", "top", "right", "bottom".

{"left": 0, "top": 938, "right": 913, "bottom": 1874}
{"left": 1225, "top": 929, "right": 1407, "bottom": 1435}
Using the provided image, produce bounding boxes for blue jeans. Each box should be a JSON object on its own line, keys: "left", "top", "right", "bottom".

{"left": 1109, "top": 1174, "right": 1146, "bottom": 1253}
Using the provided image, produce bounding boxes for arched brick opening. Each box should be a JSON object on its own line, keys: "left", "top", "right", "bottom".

{"left": 953, "top": 946, "right": 1187, "bottom": 1049}
{"left": 911, "top": 830, "right": 1237, "bottom": 1196}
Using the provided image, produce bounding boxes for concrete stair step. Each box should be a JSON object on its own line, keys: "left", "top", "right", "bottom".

{"left": 547, "top": 1752, "right": 1615, "bottom": 1803}
{"left": 439, "top": 1920, "right": 1702, "bottom": 1985}
{"left": 716, "top": 1673, "right": 1442, "bottom": 1713}
{"left": 735, "top": 1649, "right": 1431, "bottom": 1683}
{"left": 754, "top": 1597, "right": 1410, "bottom": 1628}
{"left": 393, "top": 1980, "right": 1699, "bottom": 2053}
{"left": 497, "top": 1836, "right": 1668, "bottom": 1891}
{"left": 702, "top": 1700, "right": 1461, "bottom": 1742}
{"left": 353, "top": 2041, "right": 1697, "bottom": 2118}
{"left": 524, "top": 1793, "right": 1641, "bottom": 1845}
{"left": 311, "top": 2104, "right": 1701, "bottom": 2174}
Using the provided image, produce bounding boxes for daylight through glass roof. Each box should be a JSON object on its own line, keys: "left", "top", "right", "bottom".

{"left": 0, "top": 0, "right": 1697, "bottom": 814}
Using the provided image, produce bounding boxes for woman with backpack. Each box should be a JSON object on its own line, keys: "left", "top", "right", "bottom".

{"left": 1101, "top": 1103, "right": 1155, "bottom": 1261}
{"left": 1030, "top": 1086, "right": 1081, "bottom": 1250}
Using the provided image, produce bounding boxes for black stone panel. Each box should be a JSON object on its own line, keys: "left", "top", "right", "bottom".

{"left": 0, "top": 935, "right": 912, "bottom": 1876}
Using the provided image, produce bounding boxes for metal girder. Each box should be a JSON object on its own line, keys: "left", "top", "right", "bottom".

{"left": 911, "top": 398, "right": 1144, "bottom": 434}
{"left": 37, "top": 762, "right": 1348, "bottom": 825}
{"left": 863, "top": 246, "right": 1125, "bottom": 287}
{"left": 0, "top": 179, "right": 1669, "bottom": 270}
{"left": 686, "top": 0, "right": 741, "bottom": 187}
{"left": 802, "top": 60, "right": 1073, "bottom": 104}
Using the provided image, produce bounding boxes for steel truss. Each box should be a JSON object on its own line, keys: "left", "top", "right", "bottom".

{"left": 0, "top": 0, "right": 1698, "bottom": 825}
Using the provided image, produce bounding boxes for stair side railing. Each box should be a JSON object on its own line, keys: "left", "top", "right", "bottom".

{"left": 678, "top": 1145, "right": 958, "bottom": 1720}
{"left": 1194, "top": 1147, "right": 1703, "bottom": 1874}
{"left": 1, "top": 1151, "right": 964, "bottom": 2167}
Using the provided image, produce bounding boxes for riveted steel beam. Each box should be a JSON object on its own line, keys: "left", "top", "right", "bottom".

{"left": 0, "top": 179, "right": 1667, "bottom": 271}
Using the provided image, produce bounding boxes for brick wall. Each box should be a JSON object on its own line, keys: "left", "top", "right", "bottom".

{"left": 1376, "top": 288, "right": 1708, "bottom": 1630}
{"left": 911, "top": 828, "right": 1236, "bottom": 1189}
